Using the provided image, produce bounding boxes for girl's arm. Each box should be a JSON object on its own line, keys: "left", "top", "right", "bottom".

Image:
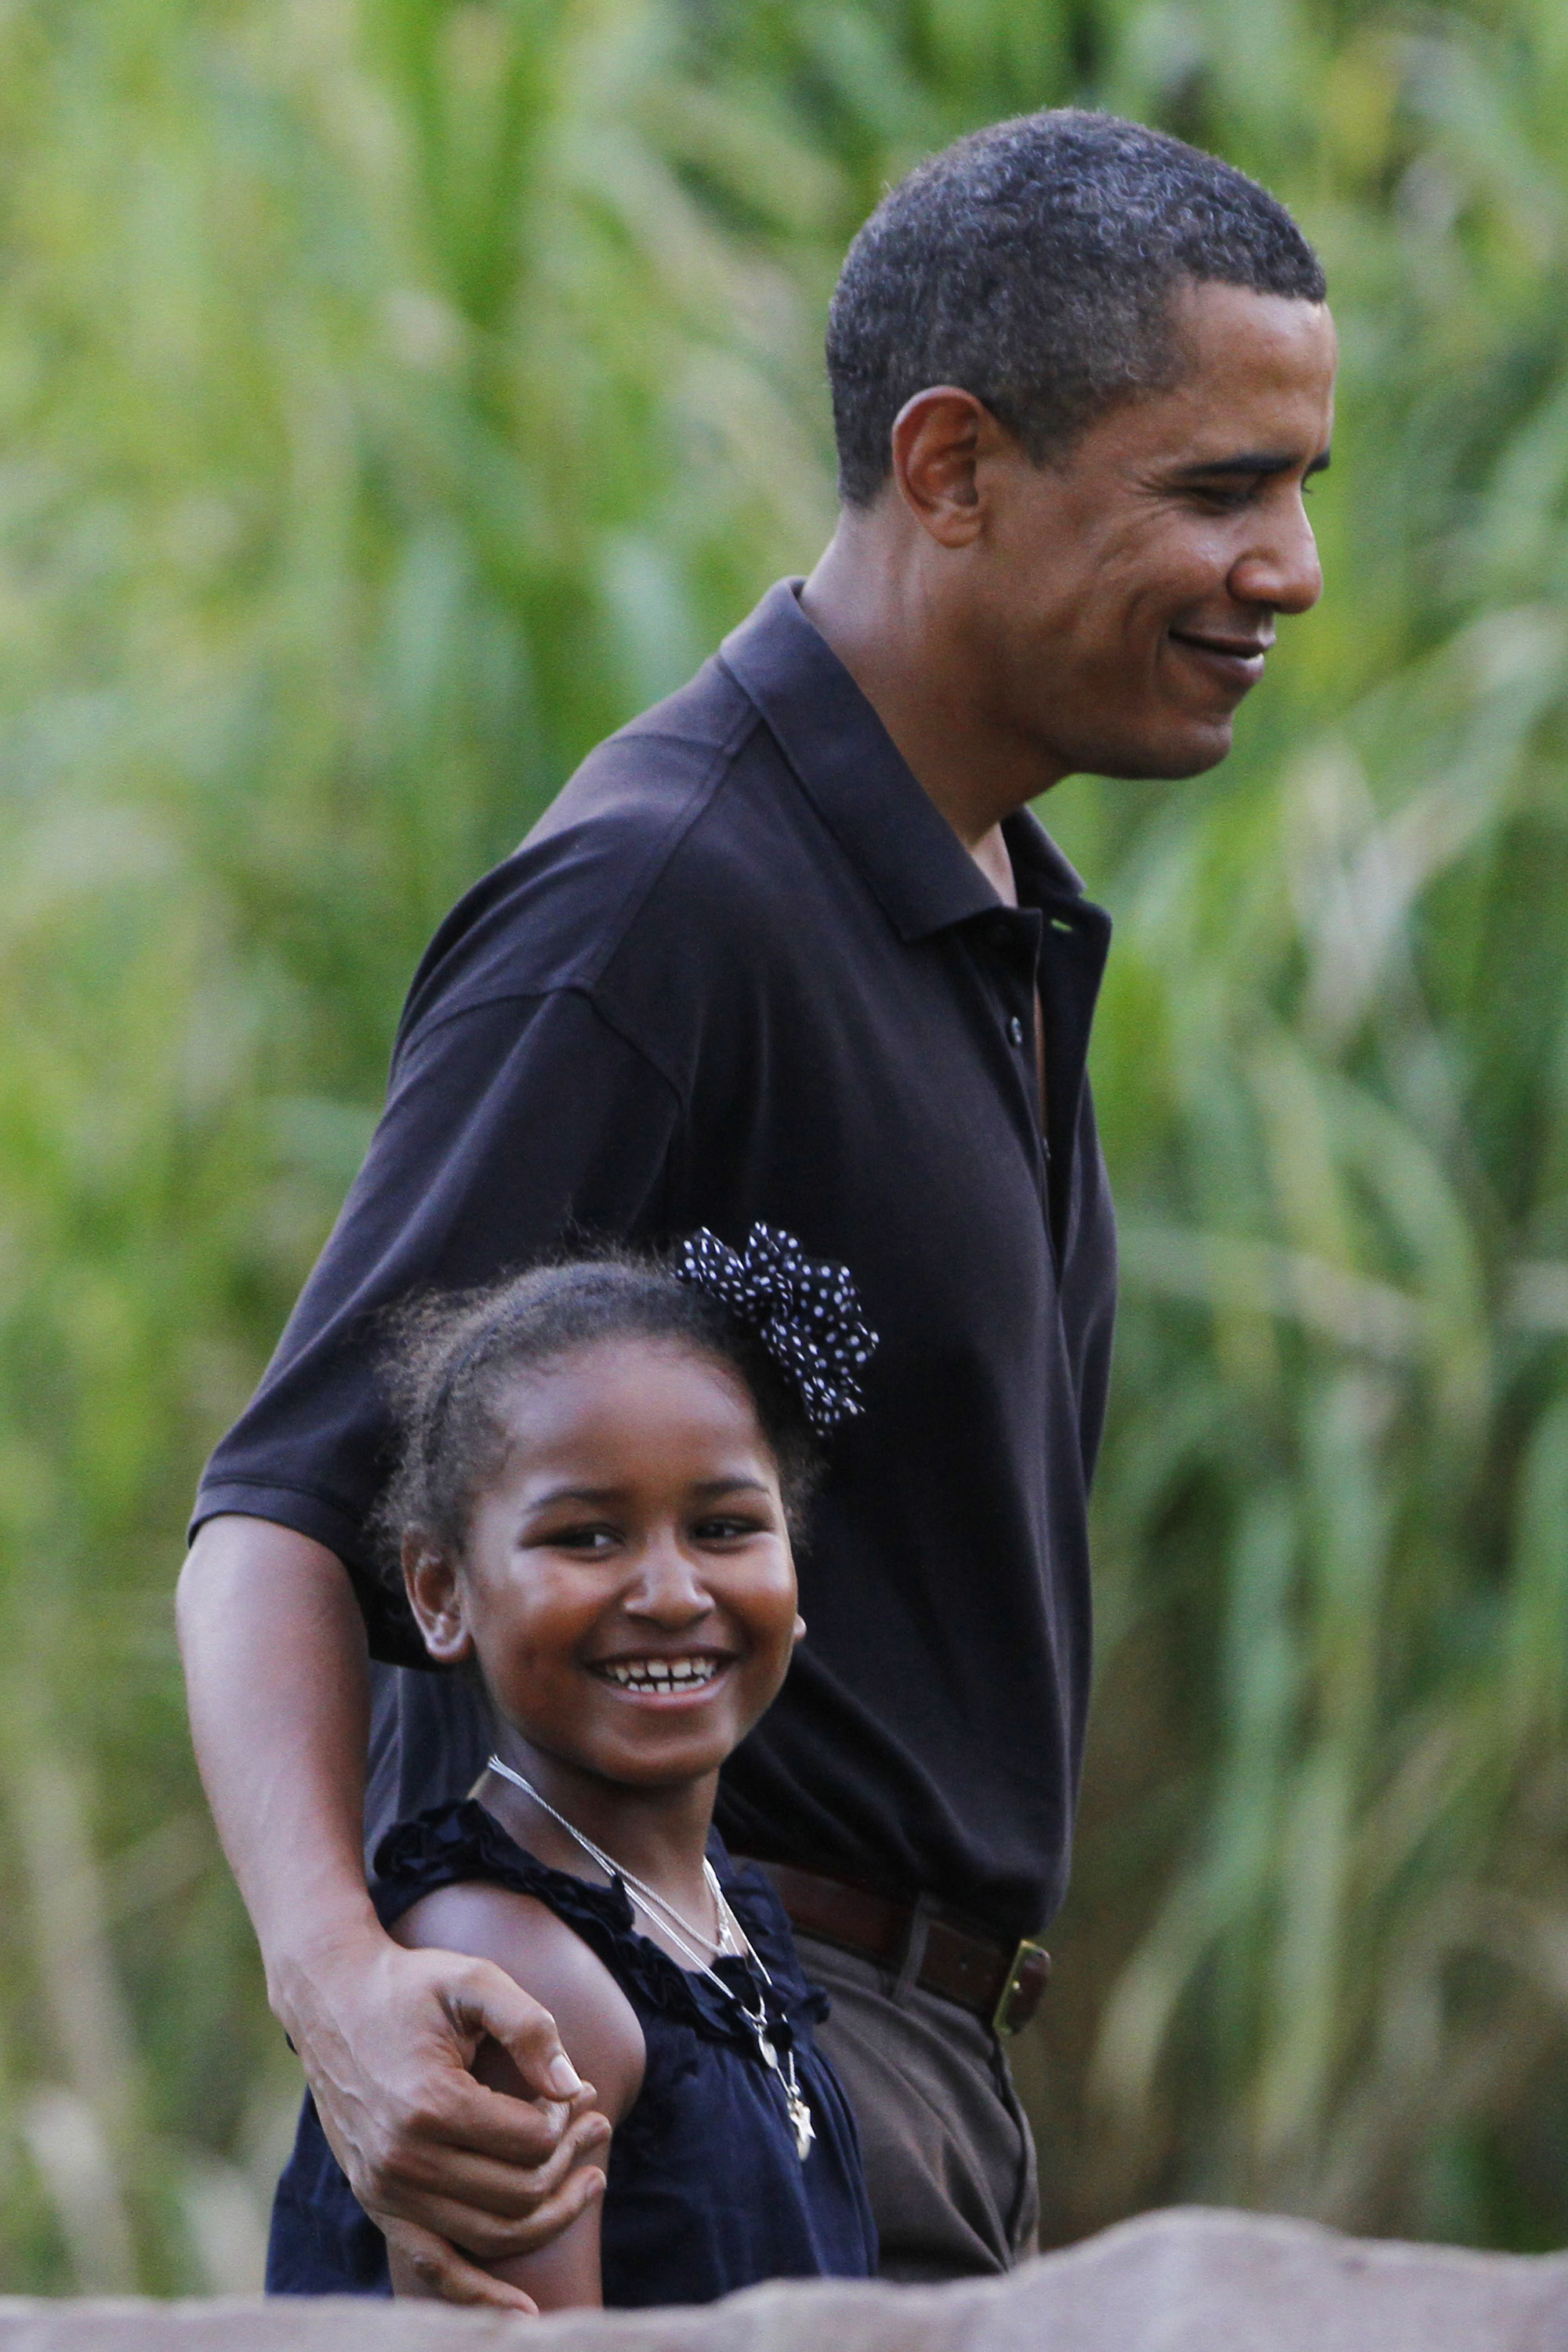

{"left": 388, "top": 1881, "right": 646, "bottom": 2310}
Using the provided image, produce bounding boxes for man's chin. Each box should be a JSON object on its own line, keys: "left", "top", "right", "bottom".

{"left": 1076, "top": 716, "right": 1236, "bottom": 783}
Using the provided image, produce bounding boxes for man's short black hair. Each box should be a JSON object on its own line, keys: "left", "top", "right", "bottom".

{"left": 826, "top": 108, "right": 1327, "bottom": 507}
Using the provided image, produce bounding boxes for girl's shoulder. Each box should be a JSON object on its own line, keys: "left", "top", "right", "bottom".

{"left": 374, "top": 1798, "right": 632, "bottom": 1946}
{"left": 375, "top": 1802, "right": 823, "bottom": 2042}
{"left": 376, "top": 1800, "right": 650, "bottom": 1969}
{"left": 387, "top": 1861, "right": 647, "bottom": 2130}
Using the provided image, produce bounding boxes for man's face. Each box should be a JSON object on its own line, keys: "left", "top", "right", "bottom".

{"left": 965, "top": 281, "right": 1338, "bottom": 782}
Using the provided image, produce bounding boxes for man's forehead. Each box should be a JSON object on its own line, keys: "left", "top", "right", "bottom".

{"left": 1173, "top": 274, "right": 1337, "bottom": 340}
{"left": 1122, "top": 285, "right": 1338, "bottom": 466}
{"left": 1174, "top": 283, "right": 1337, "bottom": 389}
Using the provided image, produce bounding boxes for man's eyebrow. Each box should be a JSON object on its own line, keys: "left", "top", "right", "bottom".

{"left": 1171, "top": 447, "right": 1332, "bottom": 482}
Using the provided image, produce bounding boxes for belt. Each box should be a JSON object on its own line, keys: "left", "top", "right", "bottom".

{"left": 741, "top": 1857, "right": 1051, "bottom": 2037}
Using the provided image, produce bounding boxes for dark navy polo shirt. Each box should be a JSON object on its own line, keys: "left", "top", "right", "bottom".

{"left": 193, "top": 580, "right": 1115, "bottom": 1940}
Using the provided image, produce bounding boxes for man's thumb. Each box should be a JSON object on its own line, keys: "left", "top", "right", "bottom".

{"left": 452, "top": 1959, "right": 583, "bottom": 2100}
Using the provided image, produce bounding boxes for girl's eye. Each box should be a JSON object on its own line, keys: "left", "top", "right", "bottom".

{"left": 693, "top": 1514, "right": 768, "bottom": 1543}
{"left": 545, "top": 1523, "right": 620, "bottom": 1553}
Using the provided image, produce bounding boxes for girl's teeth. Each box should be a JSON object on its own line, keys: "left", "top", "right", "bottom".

{"left": 600, "top": 1658, "right": 720, "bottom": 1692}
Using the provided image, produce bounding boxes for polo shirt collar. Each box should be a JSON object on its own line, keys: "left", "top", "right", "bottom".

{"left": 720, "top": 580, "right": 1088, "bottom": 942}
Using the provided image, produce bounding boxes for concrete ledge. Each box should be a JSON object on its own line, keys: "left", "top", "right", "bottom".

{"left": 3, "top": 2205, "right": 1567, "bottom": 2350}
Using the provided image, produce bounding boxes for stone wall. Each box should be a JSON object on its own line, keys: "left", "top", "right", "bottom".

{"left": 2, "top": 2206, "right": 1566, "bottom": 2351}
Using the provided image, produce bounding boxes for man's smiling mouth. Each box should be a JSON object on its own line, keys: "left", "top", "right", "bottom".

{"left": 591, "top": 1655, "right": 727, "bottom": 1694}
{"left": 1168, "top": 627, "right": 1272, "bottom": 669}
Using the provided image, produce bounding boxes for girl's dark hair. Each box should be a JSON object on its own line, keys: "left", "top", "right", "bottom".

{"left": 374, "top": 1248, "right": 822, "bottom": 1592}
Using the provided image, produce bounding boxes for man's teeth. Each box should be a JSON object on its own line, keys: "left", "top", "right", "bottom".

{"left": 598, "top": 1657, "right": 722, "bottom": 1693}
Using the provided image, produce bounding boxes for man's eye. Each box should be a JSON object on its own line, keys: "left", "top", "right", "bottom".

{"left": 1192, "top": 483, "right": 1254, "bottom": 510}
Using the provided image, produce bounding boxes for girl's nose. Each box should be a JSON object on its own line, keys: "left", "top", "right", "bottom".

{"left": 624, "top": 1536, "right": 713, "bottom": 1624}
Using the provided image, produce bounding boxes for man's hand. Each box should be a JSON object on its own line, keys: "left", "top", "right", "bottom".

{"left": 280, "top": 1924, "right": 612, "bottom": 2309}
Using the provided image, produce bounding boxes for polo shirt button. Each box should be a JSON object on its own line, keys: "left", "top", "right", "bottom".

{"left": 1007, "top": 1014, "right": 1025, "bottom": 1047}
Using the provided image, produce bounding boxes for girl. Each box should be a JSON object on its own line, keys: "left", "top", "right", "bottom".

{"left": 277, "top": 1225, "right": 880, "bottom": 2310}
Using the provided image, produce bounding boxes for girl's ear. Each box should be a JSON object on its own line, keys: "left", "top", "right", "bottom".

{"left": 403, "top": 1534, "right": 473, "bottom": 1665}
{"left": 792, "top": 1613, "right": 807, "bottom": 1646}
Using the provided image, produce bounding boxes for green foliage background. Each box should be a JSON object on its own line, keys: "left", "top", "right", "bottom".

{"left": 5, "top": 0, "right": 1568, "bottom": 2292}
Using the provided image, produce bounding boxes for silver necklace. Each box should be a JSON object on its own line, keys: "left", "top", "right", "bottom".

{"left": 485, "top": 1755, "right": 815, "bottom": 2161}
{"left": 486, "top": 1754, "right": 729, "bottom": 1958}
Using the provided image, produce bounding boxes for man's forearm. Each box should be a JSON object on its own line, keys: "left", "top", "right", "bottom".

{"left": 176, "top": 1515, "right": 379, "bottom": 2013}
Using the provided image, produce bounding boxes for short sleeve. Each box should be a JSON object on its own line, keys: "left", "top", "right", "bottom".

{"left": 191, "top": 988, "right": 681, "bottom": 1660}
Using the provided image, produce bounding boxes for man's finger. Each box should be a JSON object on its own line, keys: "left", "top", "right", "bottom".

{"left": 445, "top": 1963, "right": 583, "bottom": 2101}
{"left": 463, "top": 2102, "right": 611, "bottom": 2213}
{"left": 446, "top": 2151, "right": 609, "bottom": 2264}
{"left": 419, "top": 2160, "right": 608, "bottom": 2268}
{"left": 367, "top": 2104, "right": 612, "bottom": 2230}
{"left": 383, "top": 2216, "right": 541, "bottom": 2311}
{"left": 403, "top": 2074, "right": 608, "bottom": 2181}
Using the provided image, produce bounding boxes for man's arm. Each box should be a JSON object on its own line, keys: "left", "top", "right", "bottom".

{"left": 176, "top": 1515, "right": 612, "bottom": 2308}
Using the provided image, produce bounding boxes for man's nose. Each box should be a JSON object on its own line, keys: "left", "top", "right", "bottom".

{"left": 1230, "top": 494, "right": 1323, "bottom": 617}
{"left": 624, "top": 1537, "right": 713, "bottom": 1623}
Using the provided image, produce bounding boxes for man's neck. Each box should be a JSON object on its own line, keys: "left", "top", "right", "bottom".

{"left": 800, "top": 521, "right": 1061, "bottom": 901}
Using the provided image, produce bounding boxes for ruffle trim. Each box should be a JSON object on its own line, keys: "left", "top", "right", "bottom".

{"left": 373, "top": 1800, "right": 825, "bottom": 2046}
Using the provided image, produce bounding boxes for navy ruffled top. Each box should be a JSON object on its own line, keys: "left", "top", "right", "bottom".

{"left": 266, "top": 1800, "right": 877, "bottom": 2306}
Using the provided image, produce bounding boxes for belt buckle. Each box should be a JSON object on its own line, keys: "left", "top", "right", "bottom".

{"left": 992, "top": 1937, "right": 1051, "bottom": 2037}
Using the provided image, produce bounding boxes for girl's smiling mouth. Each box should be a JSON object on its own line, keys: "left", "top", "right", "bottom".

{"left": 590, "top": 1653, "right": 731, "bottom": 1696}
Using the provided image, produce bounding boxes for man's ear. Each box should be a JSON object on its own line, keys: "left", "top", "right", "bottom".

{"left": 890, "top": 387, "right": 1012, "bottom": 547}
{"left": 403, "top": 1535, "right": 473, "bottom": 1665}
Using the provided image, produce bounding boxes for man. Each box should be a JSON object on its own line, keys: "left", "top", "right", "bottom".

{"left": 179, "top": 108, "right": 1334, "bottom": 2303}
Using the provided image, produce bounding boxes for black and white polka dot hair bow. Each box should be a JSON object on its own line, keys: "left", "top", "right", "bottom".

{"left": 673, "top": 1223, "right": 878, "bottom": 1434}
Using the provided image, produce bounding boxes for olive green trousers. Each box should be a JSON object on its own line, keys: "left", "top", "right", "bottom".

{"left": 795, "top": 1930, "right": 1040, "bottom": 2285}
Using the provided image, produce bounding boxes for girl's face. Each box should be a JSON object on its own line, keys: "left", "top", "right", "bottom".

{"left": 405, "top": 1338, "right": 803, "bottom": 1791}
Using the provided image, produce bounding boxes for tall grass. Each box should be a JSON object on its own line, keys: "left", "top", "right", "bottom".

{"left": 3, "top": 0, "right": 1568, "bottom": 2290}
